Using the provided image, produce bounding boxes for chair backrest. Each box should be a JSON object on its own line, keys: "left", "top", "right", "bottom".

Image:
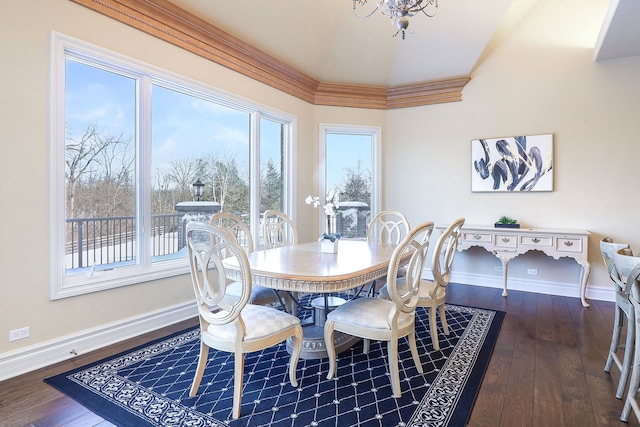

{"left": 386, "top": 221, "right": 435, "bottom": 315}
{"left": 367, "top": 210, "right": 411, "bottom": 244}
{"left": 186, "top": 221, "right": 251, "bottom": 326}
{"left": 621, "top": 253, "right": 640, "bottom": 308}
{"left": 262, "top": 210, "right": 298, "bottom": 249}
{"left": 211, "top": 212, "right": 254, "bottom": 253}
{"left": 600, "top": 236, "right": 630, "bottom": 273}
{"left": 612, "top": 248, "right": 640, "bottom": 295}
{"left": 432, "top": 218, "right": 465, "bottom": 289}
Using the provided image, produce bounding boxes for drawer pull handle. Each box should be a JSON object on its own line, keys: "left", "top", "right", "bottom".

{"left": 564, "top": 241, "right": 574, "bottom": 247}
{"left": 532, "top": 238, "right": 540, "bottom": 243}
{"left": 473, "top": 234, "right": 481, "bottom": 240}
{"left": 502, "top": 238, "right": 510, "bottom": 243}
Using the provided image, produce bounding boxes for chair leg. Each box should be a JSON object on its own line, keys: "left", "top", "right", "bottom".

{"left": 439, "top": 304, "right": 449, "bottom": 335}
{"left": 325, "top": 320, "right": 337, "bottom": 379}
{"left": 289, "top": 325, "right": 303, "bottom": 387}
{"left": 606, "top": 306, "right": 623, "bottom": 373}
{"left": 429, "top": 306, "right": 440, "bottom": 351}
{"left": 363, "top": 338, "right": 370, "bottom": 354}
{"left": 189, "top": 341, "right": 209, "bottom": 397}
{"left": 232, "top": 351, "right": 245, "bottom": 419}
{"left": 622, "top": 315, "right": 640, "bottom": 421}
{"left": 618, "top": 313, "right": 636, "bottom": 399}
{"left": 388, "top": 339, "right": 401, "bottom": 398}
{"left": 408, "top": 331, "right": 424, "bottom": 374}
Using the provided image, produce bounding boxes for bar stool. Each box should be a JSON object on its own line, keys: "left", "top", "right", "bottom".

{"left": 614, "top": 250, "right": 640, "bottom": 422}
{"left": 601, "top": 238, "right": 633, "bottom": 399}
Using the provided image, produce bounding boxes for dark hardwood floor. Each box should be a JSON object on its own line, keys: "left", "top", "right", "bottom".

{"left": 0, "top": 283, "right": 637, "bottom": 426}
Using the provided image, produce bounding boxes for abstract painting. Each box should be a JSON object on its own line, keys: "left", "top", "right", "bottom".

{"left": 471, "top": 134, "right": 553, "bottom": 192}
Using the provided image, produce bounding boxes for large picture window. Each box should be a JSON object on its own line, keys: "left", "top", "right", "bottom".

{"left": 51, "top": 33, "right": 293, "bottom": 298}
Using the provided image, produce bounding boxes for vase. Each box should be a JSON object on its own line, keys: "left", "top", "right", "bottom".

{"left": 320, "top": 238, "right": 339, "bottom": 253}
{"left": 326, "top": 214, "right": 337, "bottom": 235}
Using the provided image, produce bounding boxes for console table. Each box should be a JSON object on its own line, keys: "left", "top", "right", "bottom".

{"left": 438, "top": 225, "right": 591, "bottom": 307}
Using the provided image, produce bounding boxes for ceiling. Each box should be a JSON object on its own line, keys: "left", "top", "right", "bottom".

{"left": 166, "top": 0, "right": 639, "bottom": 88}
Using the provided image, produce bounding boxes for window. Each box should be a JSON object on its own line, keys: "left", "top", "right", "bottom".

{"left": 319, "top": 124, "right": 381, "bottom": 239}
{"left": 50, "top": 33, "right": 293, "bottom": 298}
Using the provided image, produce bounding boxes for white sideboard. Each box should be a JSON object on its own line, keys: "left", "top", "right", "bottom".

{"left": 438, "top": 225, "right": 591, "bottom": 307}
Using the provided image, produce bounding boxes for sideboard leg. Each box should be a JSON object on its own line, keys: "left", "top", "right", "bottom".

{"left": 578, "top": 261, "right": 591, "bottom": 307}
{"left": 501, "top": 259, "right": 509, "bottom": 297}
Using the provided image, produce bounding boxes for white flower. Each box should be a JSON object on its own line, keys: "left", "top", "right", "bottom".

{"left": 306, "top": 191, "right": 340, "bottom": 216}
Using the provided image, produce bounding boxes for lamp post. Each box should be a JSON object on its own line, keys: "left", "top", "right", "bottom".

{"left": 192, "top": 178, "right": 204, "bottom": 201}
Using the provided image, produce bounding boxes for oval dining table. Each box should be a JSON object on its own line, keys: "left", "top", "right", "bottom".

{"left": 223, "top": 239, "right": 411, "bottom": 359}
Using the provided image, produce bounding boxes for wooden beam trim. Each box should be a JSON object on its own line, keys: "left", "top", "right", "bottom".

{"left": 70, "top": 0, "right": 470, "bottom": 109}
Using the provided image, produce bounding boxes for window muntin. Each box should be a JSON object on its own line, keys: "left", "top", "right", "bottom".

{"left": 51, "top": 33, "right": 292, "bottom": 298}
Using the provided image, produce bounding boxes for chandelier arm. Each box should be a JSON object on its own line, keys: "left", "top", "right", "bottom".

{"left": 417, "top": 0, "right": 438, "bottom": 17}
{"left": 352, "top": 1, "right": 382, "bottom": 19}
{"left": 353, "top": 0, "right": 439, "bottom": 38}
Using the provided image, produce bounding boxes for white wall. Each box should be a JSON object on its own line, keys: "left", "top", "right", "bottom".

{"left": 1, "top": 0, "right": 638, "bottom": 378}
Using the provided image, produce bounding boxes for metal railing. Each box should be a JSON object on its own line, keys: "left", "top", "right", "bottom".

{"left": 66, "top": 214, "right": 181, "bottom": 269}
{"left": 65, "top": 205, "right": 372, "bottom": 270}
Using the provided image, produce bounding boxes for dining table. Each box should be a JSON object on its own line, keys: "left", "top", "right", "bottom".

{"left": 223, "top": 239, "right": 411, "bottom": 359}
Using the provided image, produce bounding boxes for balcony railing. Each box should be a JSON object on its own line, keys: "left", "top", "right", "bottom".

{"left": 66, "top": 214, "right": 181, "bottom": 269}
{"left": 65, "top": 204, "right": 371, "bottom": 271}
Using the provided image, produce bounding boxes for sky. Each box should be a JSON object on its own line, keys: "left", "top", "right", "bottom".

{"left": 65, "top": 58, "right": 371, "bottom": 193}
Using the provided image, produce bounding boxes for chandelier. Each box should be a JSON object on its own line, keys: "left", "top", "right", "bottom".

{"left": 352, "top": 0, "right": 439, "bottom": 39}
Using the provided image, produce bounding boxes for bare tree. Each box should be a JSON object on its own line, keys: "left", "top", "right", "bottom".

{"left": 340, "top": 158, "right": 371, "bottom": 203}
{"left": 66, "top": 124, "right": 133, "bottom": 218}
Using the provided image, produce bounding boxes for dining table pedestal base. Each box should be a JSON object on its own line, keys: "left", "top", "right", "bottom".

{"left": 287, "top": 325, "right": 360, "bottom": 360}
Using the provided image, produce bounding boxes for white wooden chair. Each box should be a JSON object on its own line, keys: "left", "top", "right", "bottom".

{"left": 324, "top": 221, "right": 434, "bottom": 397}
{"left": 262, "top": 210, "right": 298, "bottom": 249}
{"left": 186, "top": 221, "right": 303, "bottom": 419}
{"left": 211, "top": 212, "right": 285, "bottom": 307}
{"left": 615, "top": 250, "right": 640, "bottom": 422}
{"left": 601, "top": 237, "right": 634, "bottom": 399}
{"left": 379, "top": 218, "right": 464, "bottom": 351}
{"left": 365, "top": 210, "right": 411, "bottom": 295}
{"left": 367, "top": 210, "right": 410, "bottom": 244}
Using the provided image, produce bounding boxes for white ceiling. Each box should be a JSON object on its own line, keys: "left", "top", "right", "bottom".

{"left": 168, "top": 0, "right": 638, "bottom": 87}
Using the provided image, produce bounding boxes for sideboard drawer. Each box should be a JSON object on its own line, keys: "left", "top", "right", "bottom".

{"left": 520, "top": 235, "right": 553, "bottom": 247}
{"left": 555, "top": 237, "right": 583, "bottom": 253}
{"left": 463, "top": 232, "right": 492, "bottom": 244}
{"left": 494, "top": 234, "right": 517, "bottom": 248}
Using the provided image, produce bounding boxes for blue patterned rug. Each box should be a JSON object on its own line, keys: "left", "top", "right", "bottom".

{"left": 45, "top": 303, "right": 503, "bottom": 427}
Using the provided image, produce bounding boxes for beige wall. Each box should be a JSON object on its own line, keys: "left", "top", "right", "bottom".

{"left": 383, "top": 0, "right": 640, "bottom": 297}
{"left": 0, "top": 0, "right": 638, "bottom": 366}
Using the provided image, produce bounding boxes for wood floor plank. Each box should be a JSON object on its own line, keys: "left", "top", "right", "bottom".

{"left": 468, "top": 346, "right": 510, "bottom": 426}
{"left": 535, "top": 340, "right": 562, "bottom": 404}
{"left": 533, "top": 398, "right": 563, "bottom": 427}
{"left": 500, "top": 356, "right": 534, "bottom": 427}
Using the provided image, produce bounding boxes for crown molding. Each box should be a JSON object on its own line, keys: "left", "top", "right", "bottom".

{"left": 70, "top": 0, "right": 470, "bottom": 109}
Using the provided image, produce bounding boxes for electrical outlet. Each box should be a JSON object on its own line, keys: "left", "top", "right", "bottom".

{"left": 527, "top": 268, "right": 538, "bottom": 275}
{"left": 9, "top": 327, "right": 30, "bottom": 342}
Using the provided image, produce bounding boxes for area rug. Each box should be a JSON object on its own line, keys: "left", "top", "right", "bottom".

{"left": 45, "top": 303, "right": 504, "bottom": 427}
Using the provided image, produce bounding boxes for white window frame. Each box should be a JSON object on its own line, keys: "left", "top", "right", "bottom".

{"left": 318, "top": 123, "right": 382, "bottom": 237}
{"left": 49, "top": 32, "right": 295, "bottom": 299}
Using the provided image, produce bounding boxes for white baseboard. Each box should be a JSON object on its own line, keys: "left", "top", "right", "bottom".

{"left": 0, "top": 301, "right": 197, "bottom": 382}
{"left": 447, "top": 271, "right": 615, "bottom": 303}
